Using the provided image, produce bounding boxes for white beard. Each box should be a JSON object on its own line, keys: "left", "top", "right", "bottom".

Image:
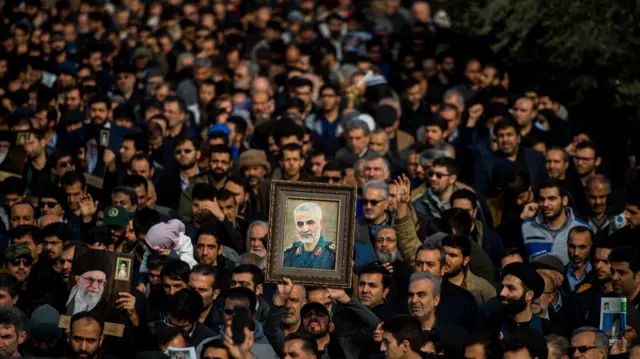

{"left": 70, "top": 286, "right": 103, "bottom": 314}
{"left": 376, "top": 249, "right": 401, "bottom": 263}
{"left": 0, "top": 152, "right": 7, "bottom": 165}
{"left": 298, "top": 230, "right": 321, "bottom": 244}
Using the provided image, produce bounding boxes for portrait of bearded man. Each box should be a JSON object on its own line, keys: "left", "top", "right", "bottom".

{"left": 66, "top": 250, "right": 112, "bottom": 316}
{"left": 283, "top": 202, "right": 336, "bottom": 270}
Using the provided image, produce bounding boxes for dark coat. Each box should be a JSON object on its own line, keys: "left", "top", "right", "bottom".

{"left": 436, "top": 279, "right": 478, "bottom": 330}
{"left": 473, "top": 147, "right": 547, "bottom": 198}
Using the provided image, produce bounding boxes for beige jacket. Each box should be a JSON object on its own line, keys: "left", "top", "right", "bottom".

{"left": 463, "top": 270, "right": 497, "bottom": 305}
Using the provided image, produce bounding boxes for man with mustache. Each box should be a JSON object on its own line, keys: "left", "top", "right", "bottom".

{"left": 65, "top": 250, "right": 112, "bottom": 316}
{"left": 563, "top": 227, "right": 594, "bottom": 294}
{"left": 264, "top": 278, "right": 307, "bottom": 356}
{"left": 4, "top": 243, "right": 33, "bottom": 286}
{"left": 284, "top": 202, "right": 335, "bottom": 270}
{"left": 491, "top": 262, "right": 557, "bottom": 337}
{"left": 67, "top": 312, "right": 105, "bottom": 359}
{"left": 59, "top": 243, "right": 76, "bottom": 283}
{"left": 585, "top": 175, "right": 625, "bottom": 241}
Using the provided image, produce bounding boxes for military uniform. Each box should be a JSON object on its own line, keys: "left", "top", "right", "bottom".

{"left": 283, "top": 235, "right": 336, "bottom": 270}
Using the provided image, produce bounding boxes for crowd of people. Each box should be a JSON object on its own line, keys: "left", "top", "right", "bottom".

{"left": 0, "top": 0, "right": 639, "bottom": 358}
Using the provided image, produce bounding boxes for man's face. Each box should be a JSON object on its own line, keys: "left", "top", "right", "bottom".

{"left": 148, "top": 268, "right": 162, "bottom": 287}
{"left": 496, "top": 127, "right": 520, "bottom": 156}
{"left": 67, "top": 89, "right": 82, "bottom": 110}
{"left": 196, "top": 234, "right": 221, "bottom": 266}
{"left": 531, "top": 275, "right": 553, "bottom": 316}
{"left": 203, "top": 347, "right": 229, "bottom": 359}
{"left": 64, "top": 182, "right": 84, "bottom": 211}
{"left": 368, "top": 133, "right": 387, "bottom": 155}
{"left": 387, "top": 184, "right": 398, "bottom": 212}
{"left": 545, "top": 149, "right": 569, "bottom": 180}
{"left": 625, "top": 204, "right": 640, "bottom": 228}
{"left": 538, "top": 187, "right": 566, "bottom": 220}
{"left": 406, "top": 84, "right": 422, "bottom": 106}
{"left": 594, "top": 247, "right": 612, "bottom": 282}
{"left": 39, "top": 196, "right": 63, "bottom": 216}
{"left": 0, "top": 325, "right": 24, "bottom": 357}
{"left": 320, "top": 88, "right": 338, "bottom": 112}
{"left": 130, "top": 159, "right": 152, "bottom": 179}
{"left": 444, "top": 246, "right": 467, "bottom": 277}
{"left": 210, "top": 153, "right": 232, "bottom": 178}
{"left": 513, "top": 98, "right": 536, "bottom": 127}
{"left": 174, "top": 141, "right": 199, "bottom": 169}
{"left": 0, "top": 289, "right": 15, "bottom": 306}
{"left": 10, "top": 204, "right": 34, "bottom": 229}
{"left": 375, "top": 228, "right": 398, "bottom": 263}
{"left": 587, "top": 182, "right": 608, "bottom": 216}
{"left": 427, "top": 165, "right": 454, "bottom": 195}
{"left": 6, "top": 255, "right": 32, "bottom": 282}
{"left": 611, "top": 261, "right": 638, "bottom": 296}
{"left": 570, "top": 331, "right": 604, "bottom": 359}
{"left": 112, "top": 192, "right": 134, "bottom": 213}
{"left": 89, "top": 102, "right": 109, "bottom": 125}
{"left": 347, "top": 128, "right": 369, "bottom": 155}
{"left": 59, "top": 247, "right": 75, "bottom": 282}
{"left": 568, "top": 231, "right": 592, "bottom": 270}
{"left": 231, "top": 272, "right": 259, "bottom": 294}
{"left": 222, "top": 298, "right": 252, "bottom": 327}
{"left": 69, "top": 318, "right": 103, "bottom": 359}
{"left": 358, "top": 273, "right": 387, "bottom": 308}
{"left": 119, "top": 140, "right": 137, "bottom": 164}
{"left": 282, "top": 285, "right": 306, "bottom": 326}
{"left": 283, "top": 338, "right": 313, "bottom": 359}
{"left": 407, "top": 278, "right": 439, "bottom": 321}
{"left": 189, "top": 272, "right": 216, "bottom": 310}
{"left": 424, "top": 125, "right": 445, "bottom": 146}
{"left": 218, "top": 198, "right": 237, "bottom": 223}
{"left": 364, "top": 158, "right": 388, "bottom": 181}
{"left": 499, "top": 274, "right": 529, "bottom": 315}
{"left": 3, "top": 193, "right": 23, "bottom": 211}
{"left": 302, "top": 309, "right": 330, "bottom": 337}
{"left": 77, "top": 270, "right": 106, "bottom": 295}
{"left": 164, "top": 102, "right": 185, "bottom": 128}
{"left": 162, "top": 277, "right": 187, "bottom": 297}
{"left": 224, "top": 182, "right": 247, "bottom": 210}
{"left": 24, "top": 133, "right": 44, "bottom": 160}
{"left": 132, "top": 185, "right": 147, "bottom": 209}
{"left": 573, "top": 148, "right": 598, "bottom": 177}
{"left": 363, "top": 187, "right": 387, "bottom": 222}
{"left": 415, "top": 249, "right": 443, "bottom": 276}
{"left": 310, "top": 154, "right": 326, "bottom": 177}
{"left": 44, "top": 236, "right": 64, "bottom": 260}
{"left": 280, "top": 150, "right": 304, "bottom": 178}
{"left": 248, "top": 224, "right": 267, "bottom": 257}
{"left": 54, "top": 156, "right": 75, "bottom": 178}
{"left": 295, "top": 208, "right": 323, "bottom": 244}
{"left": 243, "top": 166, "right": 266, "bottom": 188}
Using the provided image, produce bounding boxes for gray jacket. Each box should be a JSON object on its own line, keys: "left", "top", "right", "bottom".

{"left": 521, "top": 207, "right": 591, "bottom": 265}
{"left": 195, "top": 320, "right": 278, "bottom": 359}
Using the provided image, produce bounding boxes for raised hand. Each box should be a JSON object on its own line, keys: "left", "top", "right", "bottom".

{"left": 394, "top": 174, "right": 412, "bottom": 204}
{"left": 224, "top": 325, "right": 254, "bottom": 359}
{"left": 326, "top": 288, "right": 350, "bottom": 304}
{"left": 79, "top": 193, "right": 98, "bottom": 219}
{"left": 520, "top": 202, "right": 538, "bottom": 220}
{"left": 273, "top": 278, "right": 294, "bottom": 306}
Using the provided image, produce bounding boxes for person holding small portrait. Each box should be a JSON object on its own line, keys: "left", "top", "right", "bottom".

{"left": 283, "top": 202, "right": 336, "bottom": 270}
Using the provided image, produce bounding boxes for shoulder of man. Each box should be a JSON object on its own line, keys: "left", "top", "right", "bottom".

{"left": 284, "top": 241, "right": 302, "bottom": 253}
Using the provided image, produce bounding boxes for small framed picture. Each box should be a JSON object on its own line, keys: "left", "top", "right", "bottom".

{"left": 115, "top": 257, "right": 131, "bottom": 281}
{"left": 16, "top": 132, "right": 27, "bottom": 146}
{"left": 99, "top": 129, "right": 110, "bottom": 147}
{"left": 167, "top": 347, "right": 196, "bottom": 359}
{"left": 265, "top": 180, "right": 357, "bottom": 287}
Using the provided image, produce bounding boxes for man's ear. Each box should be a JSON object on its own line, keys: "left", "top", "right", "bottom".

{"left": 328, "top": 322, "right": 335, "bottom": 333}
{"left": 595, "top": 157, "right": 602, "bottom": 168}
{"left": 213, "top": 289, "right": 221, "bottom": 300}
{"left": 17, "top": 330, "right": 26, "bottom": 345}
{"left": 463, "top": 256, "right": 471, "bottom": 268}
{"left": 434, "top": 294, "right": 440, "bottom": 308}
{"left": 256, "top": 283, "right": 263, "bottom": 296}
{"left": 382, "top": 287, "right": 390, "bottom": 299}
{"left": 562, "top": 196, "right": 569, "bottom": 207}
{"left": 12, "top": 294, "right": 18, "bottom": 305}
{"left": 525, "top": 289, "right": 534, "bottom": 302}
{"left": 99, "top": 334, "right": 104, "bottom": 347}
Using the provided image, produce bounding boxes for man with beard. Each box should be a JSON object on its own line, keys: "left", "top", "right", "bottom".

{"left": 373, "top": 227, "right": 412, "bottom": 308}
{"left": 284, "top": 202, "right": 336, "bottom": 270}
{"left": 206, "top": 145, "right": 232, "bottom": 189}
{"left": 584, "top": 175, "right": 625, "bottom": 240}
{"left": 4, "top": 243, "right": 33, "bottom": 286}
{"left": 217, "top": 190, "right": 249, "bottom": 240}
{"left": 570, "top": 140, "right": 601, "bottom": 214}
{"left": 522, "top": 180, "right": 590, "bottom": 265}
{"left": 42, "top": 222, "right": 72, "bottom": 264}
{"left": 88, "top": 95, "right": 111, "bottom": 126}
{"left": 592, "top": 241, "right": 614, "bottom": 294}
{"left": 22, "top": 130, "right": 52, "bottom": 198}
{"left": 0, "top": 306, "right": 27, "bottom": 357}
{"left": 407, "top": 271, "right": 468, "bottom": 355}
{"left": 189, "top": 264, "right": 222, "bottom": 328}
{"left": 490, "top": 262, "right": 557, "bottom": 337}
{"left": 246, "top": 221, "right": 268, "bottom": 258}
{"left": 442, "top": 235, "right": 496, "bottom": 305}
{"left": 413, "top": 157, "right": 461, "bottom": 219}
{"left": 103, "top": 205, "right": 134, "bottom": 252}
{"left": 544, "top": 147, "right": 570, "bottom": 182}
{"left": 157, "top": 136, "right": 201, "bottom": 209}
{"left": 264, "top": 278, "right": 307, "bottom": 356}
{"left": 65, "top": 250, "right": 112, "bottom": 316}
{"left": 67, "top": 311, "right": 105, "bottom": 359}
{"left": 238, "top": 149, "right": 270, "bottom": 198}
{"left": 563, "top": 227, "right": 594, "bottom": 294}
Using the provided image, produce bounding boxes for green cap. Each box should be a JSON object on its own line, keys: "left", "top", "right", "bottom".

{"left": 103, "top": 205, "right": 130, "bottom": 229}
{"left": 5, "top": 243, "right": 32, "bottom": 262}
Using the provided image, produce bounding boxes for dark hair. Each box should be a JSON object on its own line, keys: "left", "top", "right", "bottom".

{"left": 275, "top": 124, "right": 304, "bottom": 146}
{"left": 465, "top": 332, "right": 502, "bottom": 359}
{"left": 156, "top": 327, "right": 186, "bottom": 348}
{"left": 70, "top": 311, "right": 104, "bottom": 335}
{"left": 431, "top": 157, "right": 458, "bottom": 176}
{"left": 192, "top": 183, "right": 216, "bottom": 201}
{"left": 191, "top": 264, "right": 220, "bottom": 290}
{"left": 280, "top": 143, "right": 303, "bottom": 159}
{"left": 442, "top": 234, "right": 472, "bottom": 258}
{"left": 216, "top": 189, "right": 235, "bottom": 204}
{"left": 164, "top": 96, "right": 187, "bottom": 114}
{"left": 358, "top": 262, "right": 392, "bottom": 289}
{"left": 208, "top": 131, "right": 230, "bottom": 146}
{"left": 0, "top": 274, "right": 19, "bottom": 298}
{"left": 167, "top": 288, "right": 203, "bottom": 324}
{"left": 440, "top": 208, "right": 473, "bottom": 236}
{"left": 424, "top": 116, "right": 448, "bottom": 133}
{"left": 609, "top": 246, "right": 640, "bottom": 273}
{"left": 2, "top": 177, "right": 26, "bottom": 196}
{"left": 226, "top": 176, "right": 249, "bottom": 192}
{"left": 450, "top": 189, "right": 477, "bottom": 210}
{"left": 123, "top": 132, "right": 149, "bottom": 153}
{"left": 493, "top": 116, "right": 520, "bottom": 136}
{"left": 174, "top": 135, "right": 199, "bottom": 151}
{"left": 134, "top": 208, "right": 162, "bottom": 236}
{"left": 196, "top": 220, "right": 224, "bottom": 246}
{"left": 209, "top": 144, "right": 232, "bottom": 158}
{"left": 130, "top": 154, "right": 153, "bottom": 170}
{"left": 61, "top": 171, "right": 87, "bottom": 188}
{"left": 123, "top": 174, "right": 148, "bottom": 191}
{"left": 89, "top": 95, "right": 111, "bottom": 110}
{"left": 568, "top": 226, "right": 593, "bottom": 245}
{"left": 200, "top": 339, "right": 227, "bottom": 358}
{"left": 41, "top": 222, "right": 72, "bottom": 243}
{"left": 382, "top": 315, "right": 424, "bottom": 353}
{"left": 575, "top": 140, "right": 599, "bottom": 159}
{"left": 86, "top": 226, "right": 112, "bottom": 247}
{"left": 502, "top": 328, "right": 548, "bottom": 359}
{"left": 284, "top": 333, "right": 319, "bottom": 358}
{"left": 224, "top": 287, "right": 257, "bottom": 315}
{"left": 113, "top": 104, "right": 135, "bottom": 124}
{"left": 111, "top": 186, "right": 138, "bottom": 206}
{"left": 232, "top": 264, "right": 264, "bottom": 287}
{"left": 148, "top": 253, "right": 169, "bottom": 271}
{"left": 536, "top": 179, "right": 569, "bottom": 199}
{"left": 11, "top": 224, "right": 42, "bottom": 245}
{"left": 160, "top": 259, "right": 191, "bottom": 283}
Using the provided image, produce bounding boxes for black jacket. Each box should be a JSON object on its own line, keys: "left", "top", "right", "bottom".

{"left": 436, "top": 279, "right": 478, "bottom": 330}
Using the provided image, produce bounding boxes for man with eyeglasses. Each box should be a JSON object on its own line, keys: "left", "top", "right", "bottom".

{"left": 66, "top": 250, "right": 111, "bottom": 316}
{"left": 156, "top": 136, "right": 201, "bottom": 210}
{"left": 4, "top": 243, "right": 33, "bottom": 286}
{"left": 42, "top": 222, "right": 72, "bottom": 263}
{"left": 569, "top": 327, "right": 608, "bottom": 359}
{"left": 50, "top": 151, "right": 76, "bottom": 185}
{"left": 38, "top": 185, "right": 66, "bottom": 217}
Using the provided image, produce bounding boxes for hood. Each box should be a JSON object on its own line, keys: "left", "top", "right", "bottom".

{"left": 195, "top": 320, "right": 267, "bottom": 359}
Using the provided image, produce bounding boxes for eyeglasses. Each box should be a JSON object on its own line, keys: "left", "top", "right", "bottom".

{"left": 10, "top": 258, "right": 33, "bottom": 267}
{"left": 362, "top": 199, "right": 383, "bottom": 206}
{"left": 58, "top": 161, "right": 72, "bottom": 168}
{"left": 40, "top": 201, "right": 59, "bottom": 208}
{"left": 323, "top": 176, "right": 341, "bottom": 182}
{"left": 427, "top": 171, "right": 450, "bottom": 179}
{"left": 174, "top": 148, "right": 195, "bottom": 155}
{"left": 570, "top": 346, "right": 599, "bottom": 354}
{"left": 80, "top": 276, "right": 106, "bottom": 287}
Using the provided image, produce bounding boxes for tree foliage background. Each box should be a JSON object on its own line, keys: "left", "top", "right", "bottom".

{"left": 455, "top": 0, "right": 640, "bottom": 106}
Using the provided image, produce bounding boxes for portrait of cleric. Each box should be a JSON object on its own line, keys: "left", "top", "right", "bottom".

{"left": 66, "top": 250, "right": 112, "bottom": 316}
{"left": 283, "top": 201, "right": 337, "bottom": 270}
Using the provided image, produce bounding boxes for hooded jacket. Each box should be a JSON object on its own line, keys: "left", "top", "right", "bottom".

{"left": 195, "top": 320, "right": 278, "bottom": 359}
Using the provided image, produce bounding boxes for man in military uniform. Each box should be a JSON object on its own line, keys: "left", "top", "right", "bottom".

{"left": 284, "top": 202, "right": 336, "bottom": 270}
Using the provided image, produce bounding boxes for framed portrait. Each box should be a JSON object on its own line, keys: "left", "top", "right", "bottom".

{"left": 265, "top": 180, "right": 357, "bottom": 287}
{"left": 58, "top": 247, "right": 134, "bottom": 337}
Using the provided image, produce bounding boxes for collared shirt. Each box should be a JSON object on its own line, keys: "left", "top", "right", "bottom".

{"left": 180, "top": 168, "right": 199, "bottom": 191}
{"left": 551, "top": 291, "right": 563, "bottom": 313}
{"left": 567, "top": 262, "right": 592, "bottom": 292}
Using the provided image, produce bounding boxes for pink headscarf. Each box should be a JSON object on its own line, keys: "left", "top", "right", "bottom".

{"left": 145, "top": 219, "right": 186, "bottom": 251}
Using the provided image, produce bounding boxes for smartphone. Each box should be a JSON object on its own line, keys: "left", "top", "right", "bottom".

{"left": 231, "top": 306, "right": 249, "bottom": 344}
